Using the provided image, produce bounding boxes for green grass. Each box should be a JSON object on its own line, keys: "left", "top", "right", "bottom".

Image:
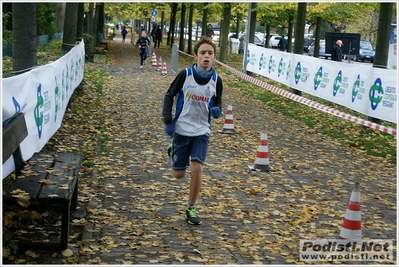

{"left": 213, "top": 53, "right": 397, "bottom": 164}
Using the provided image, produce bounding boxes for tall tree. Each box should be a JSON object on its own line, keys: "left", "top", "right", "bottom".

{"left": 56, "top": 3, "right": 66, "bottom": 33}
{"left": 202, "top": 3, "right": 209, "bottom": 37}
{"left": 187, "top": 4, "right": 194, "bottom": 54}
{"left": 219, "top": 3, "right": 231, "bottom": 63}
{"left": 291, "top": 2, "right": 307, "bottom": 96}
{"left": 12, "top": 3, "right": 36, "bottom": 75}
{"left": 87, "top": 3, "right": 94, "bottom": 36}
{"left": 179, "top": 3, "right": 186, "bottom": 52}
{"left": 62, "top": 3, "right": 78, "bottom": 51}
{"left": 249, "top": 3, "right": 257, "bottom": 44}
{"left": 76, "top": 3, "right": 84, "bottom": 41}
{"left": 168, "top": 3, "right": 178, "bottom": 46}
{"left": 373, "top": 3, "right": 393, "bottom": 70}
{"left": 368, "top": 2, "right": 393, "bottom": 124}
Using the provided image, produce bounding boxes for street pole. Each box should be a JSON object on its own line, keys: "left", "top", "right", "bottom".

{"left": 243, "top": 3, "right": 251, "bottom": 74}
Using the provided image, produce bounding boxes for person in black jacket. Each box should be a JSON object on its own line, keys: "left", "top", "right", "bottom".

{"left": 162, "top": 37, "right": 223, "bottom": 225}
{"left": 135, "top": 31, "right": 150, "bottom": 69}
{"left": 278, "top": 35, "right": 287, "bottom": 51}
{"left": 331, "top": 40, "right": 343, "bottom": 61}
{"left": 154, "top": 25, "right": 163, "bottom": 48}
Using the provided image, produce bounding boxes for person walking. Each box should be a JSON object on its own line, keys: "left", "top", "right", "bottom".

{"left": 206, "top": 24, "right": 215, "bottom": 39}
{"left": 331, "top": 39, "right": 343, "bottom": 62}
{"left": 278, "top": 35, "right": 287, "bottom": 51}
{"left": 162, "top": 37, "right": 223, "bottom": 225}
{"left": 121, "top": 27, "right": 128, "bottom": 43}
{"left": 135, "top": 31, "right": 150, "bottom": 69}
{"left": 154, "top": 25, "right": 163, "bottom": 48}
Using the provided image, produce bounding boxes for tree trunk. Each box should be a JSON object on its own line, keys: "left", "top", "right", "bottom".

{"left": 219, "top": 3, "right": 231, "bottom": 63}
{"left": 168, "top": 3, "right": 178, "bottom": 47}
{"left": 373, "top": 3, "right": 392, "bottom": 69}
{"left": 266, "top": 24, "right": 271, "bottom": 48}
{"left": 313, "top": 16, "right": 322, "bottom": 58}
{"left": 367, "top": 2, "right": 393, "bottom": 124}
{"left": 56, "top": 3, "right": 66, "bottom": 33}
{"left": 287, "top": 15, "right": 294, "bottom": 52}
{"left": 179, "top": 3, "right": 186, "bottom": 52}
{"left": 202, "top": 3, "right": 208, "bottom": 37}
{"left": 87, "top": 3, "right": 94, "bottom": 36}
{"left": 249, "top": 3, "right": 257, "bottom": 44}
{"left": 76, "top": 3, "right": 84, "bottom": 41}
{"left": 62, "top": 3, "right": 78, "bottom": 51}
{"left": 290, "top": 2, "right": 307, "bottom": 96}
{"left": 187, "top": 4, "right": 194, "bottom": 54}
{"left": 12, "top": 3, "right": 37, "bottom": 76}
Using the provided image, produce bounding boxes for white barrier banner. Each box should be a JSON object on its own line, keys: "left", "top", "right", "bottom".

{"left": 244, "top": 44, "right": 397, "bottom": 123}
{"left": 2, "top": 41, "right": 85, "bottom": 179}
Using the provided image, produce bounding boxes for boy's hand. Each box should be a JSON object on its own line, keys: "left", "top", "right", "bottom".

{"left": 210, "top": 107, "right": 221, "bottom": 118}
{"left": 165, "top": 122, "right": 175, "bottom": 137}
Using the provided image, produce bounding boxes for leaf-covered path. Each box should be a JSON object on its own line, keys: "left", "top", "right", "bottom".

{"left": 74, "top": 33, "right": 396, "bottom": 264}
{"left": 4, "top": 32, "right": 396, "bottom": 265}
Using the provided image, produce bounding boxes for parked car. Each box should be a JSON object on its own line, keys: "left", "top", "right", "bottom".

{"left": 303, "top": 37, "right": 314, "bottom": 53}
{"left": 308, "top": 39, "right": 331, "bottom": 58}
{"left": 269, "top": 35, "right": 282, "bottom": 48}
{"left": 239, "top": 34, "right": 264, "bottom": 47}
{"left": 349, "top": 40, "right": 375, "bottom": 62}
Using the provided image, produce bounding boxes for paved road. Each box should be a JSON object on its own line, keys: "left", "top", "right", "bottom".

{"left": 5, "top": 31, "right": 394, "bottom": 265}
{"left": 74, "top": 32, "right": 396, "bottom": 264}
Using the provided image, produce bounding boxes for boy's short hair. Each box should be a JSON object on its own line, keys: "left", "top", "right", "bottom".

{"left": 194, "top": 37, "right": 216, "bottom": 55}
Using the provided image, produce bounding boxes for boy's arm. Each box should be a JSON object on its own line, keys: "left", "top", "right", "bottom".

{"left": 162, "top": 70, "right": 186, "bottom": 124}
{"left": 213, "top": 77, "right": 223, "bottom": 109}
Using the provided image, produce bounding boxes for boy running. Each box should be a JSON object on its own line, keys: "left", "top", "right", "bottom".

{"left": 162, "top": 37, "right": 223, "bottom": 225}
{"left": 135, "top": 30, "right": 150, "bottom": 69}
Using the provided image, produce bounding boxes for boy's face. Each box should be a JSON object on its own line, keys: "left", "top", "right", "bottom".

{"left": 195, "top": 44, "right": 215, "bottom": 71}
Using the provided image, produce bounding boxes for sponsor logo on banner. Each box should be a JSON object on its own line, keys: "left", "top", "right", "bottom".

{"left": 259, "top": 53, "right": 264, "bottom": 71}
{"left": 268, "top": 55, "right": 274, "bottom": 74}
{"left": 333, "top": 70, "right": 343, "bottom": 96}
{"left": 369, "top": 78, "right": 384, "bottom": 110}
{"left": 286, "top": 60, "right": 291, "bottom": 81}
{"left": 278, "top": 58, "right": 285, "bottom": 77}
{"left": 294, "top": 61, "right": 301, "bottom": 84}
{"left": 314, "top": 66, "right": 323, "bottom": 90}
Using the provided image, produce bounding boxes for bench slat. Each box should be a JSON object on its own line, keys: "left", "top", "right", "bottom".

{"left": 3, "top": 153, "right": 54, "bottom": 206}
{"left": 38, "top": 152, "right": 82, "bottom": 205}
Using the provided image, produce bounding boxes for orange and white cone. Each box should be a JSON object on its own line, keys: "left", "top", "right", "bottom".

{"left": 162, "top": 61, "right": 168, "bottom": 75}
{"left": 151, "top": 52, "right": 157, "bottom": 66}
{"left": 249, "top": 126, "right": 271, "bottom": 172}
{"left": 339, "top": 182, "right": 362, "bottom": 240}
{"left": 157, "top": 56, "right": 163, "bottom": 71}
{"left": 219, "top": 104, "right": 236, "bottom": 134}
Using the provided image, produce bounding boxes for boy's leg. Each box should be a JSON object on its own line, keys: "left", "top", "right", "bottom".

{"left": 185, "top": 134, "right": 209, "bottom": 225}
{"left": 189, "top": 162, "right": 203, "bottom": 204}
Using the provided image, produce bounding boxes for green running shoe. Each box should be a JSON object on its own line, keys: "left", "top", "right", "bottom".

{"left": 167, "top": 143, "right": 172, "bottom": 158}
{"left": 185, "top": 207, "right": 202, "bottom": 225}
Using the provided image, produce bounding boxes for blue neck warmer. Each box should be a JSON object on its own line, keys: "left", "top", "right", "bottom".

{"left": 193, "top": 64, "right": 214, "bottom": 81}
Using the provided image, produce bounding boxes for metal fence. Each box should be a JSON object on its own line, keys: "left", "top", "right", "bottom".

{"left": 2, "top": 32, "right": 64, "bottom": 57}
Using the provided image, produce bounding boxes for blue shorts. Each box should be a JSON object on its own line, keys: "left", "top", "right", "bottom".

{"left": 171, "top": 133, "right": 210, "bottom": 170}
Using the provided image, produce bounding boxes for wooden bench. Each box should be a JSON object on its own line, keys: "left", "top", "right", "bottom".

{"left": 99, "top": 39, "right": 109, "bottom": 50}
{"left": 2, "top": 113, "right": 82, "bottom": 249}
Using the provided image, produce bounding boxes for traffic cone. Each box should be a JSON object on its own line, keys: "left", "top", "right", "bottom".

{"left": 161, "top": 61, "right": 168, "bottom": 75}
{"left": 157, "top": 56, "right": 163, "bottom": 71}
{"left": 339, "top": 182, "right": 362, "bottom": 240}
{"left": 151, "top": 52, "right": 157, "bottom": 66}
{"left": 219, "top": 104, "right": 236, "bottom": 134}
{"left": 249, "top": 126, "right": 271, "bottom": 172}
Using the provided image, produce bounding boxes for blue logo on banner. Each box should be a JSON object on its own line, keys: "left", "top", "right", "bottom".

{"left": 369, "top": 78, "right": 384, "bottom": 110}
{"left": 314, "top": 66, "right": 323, "bottom": 90}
